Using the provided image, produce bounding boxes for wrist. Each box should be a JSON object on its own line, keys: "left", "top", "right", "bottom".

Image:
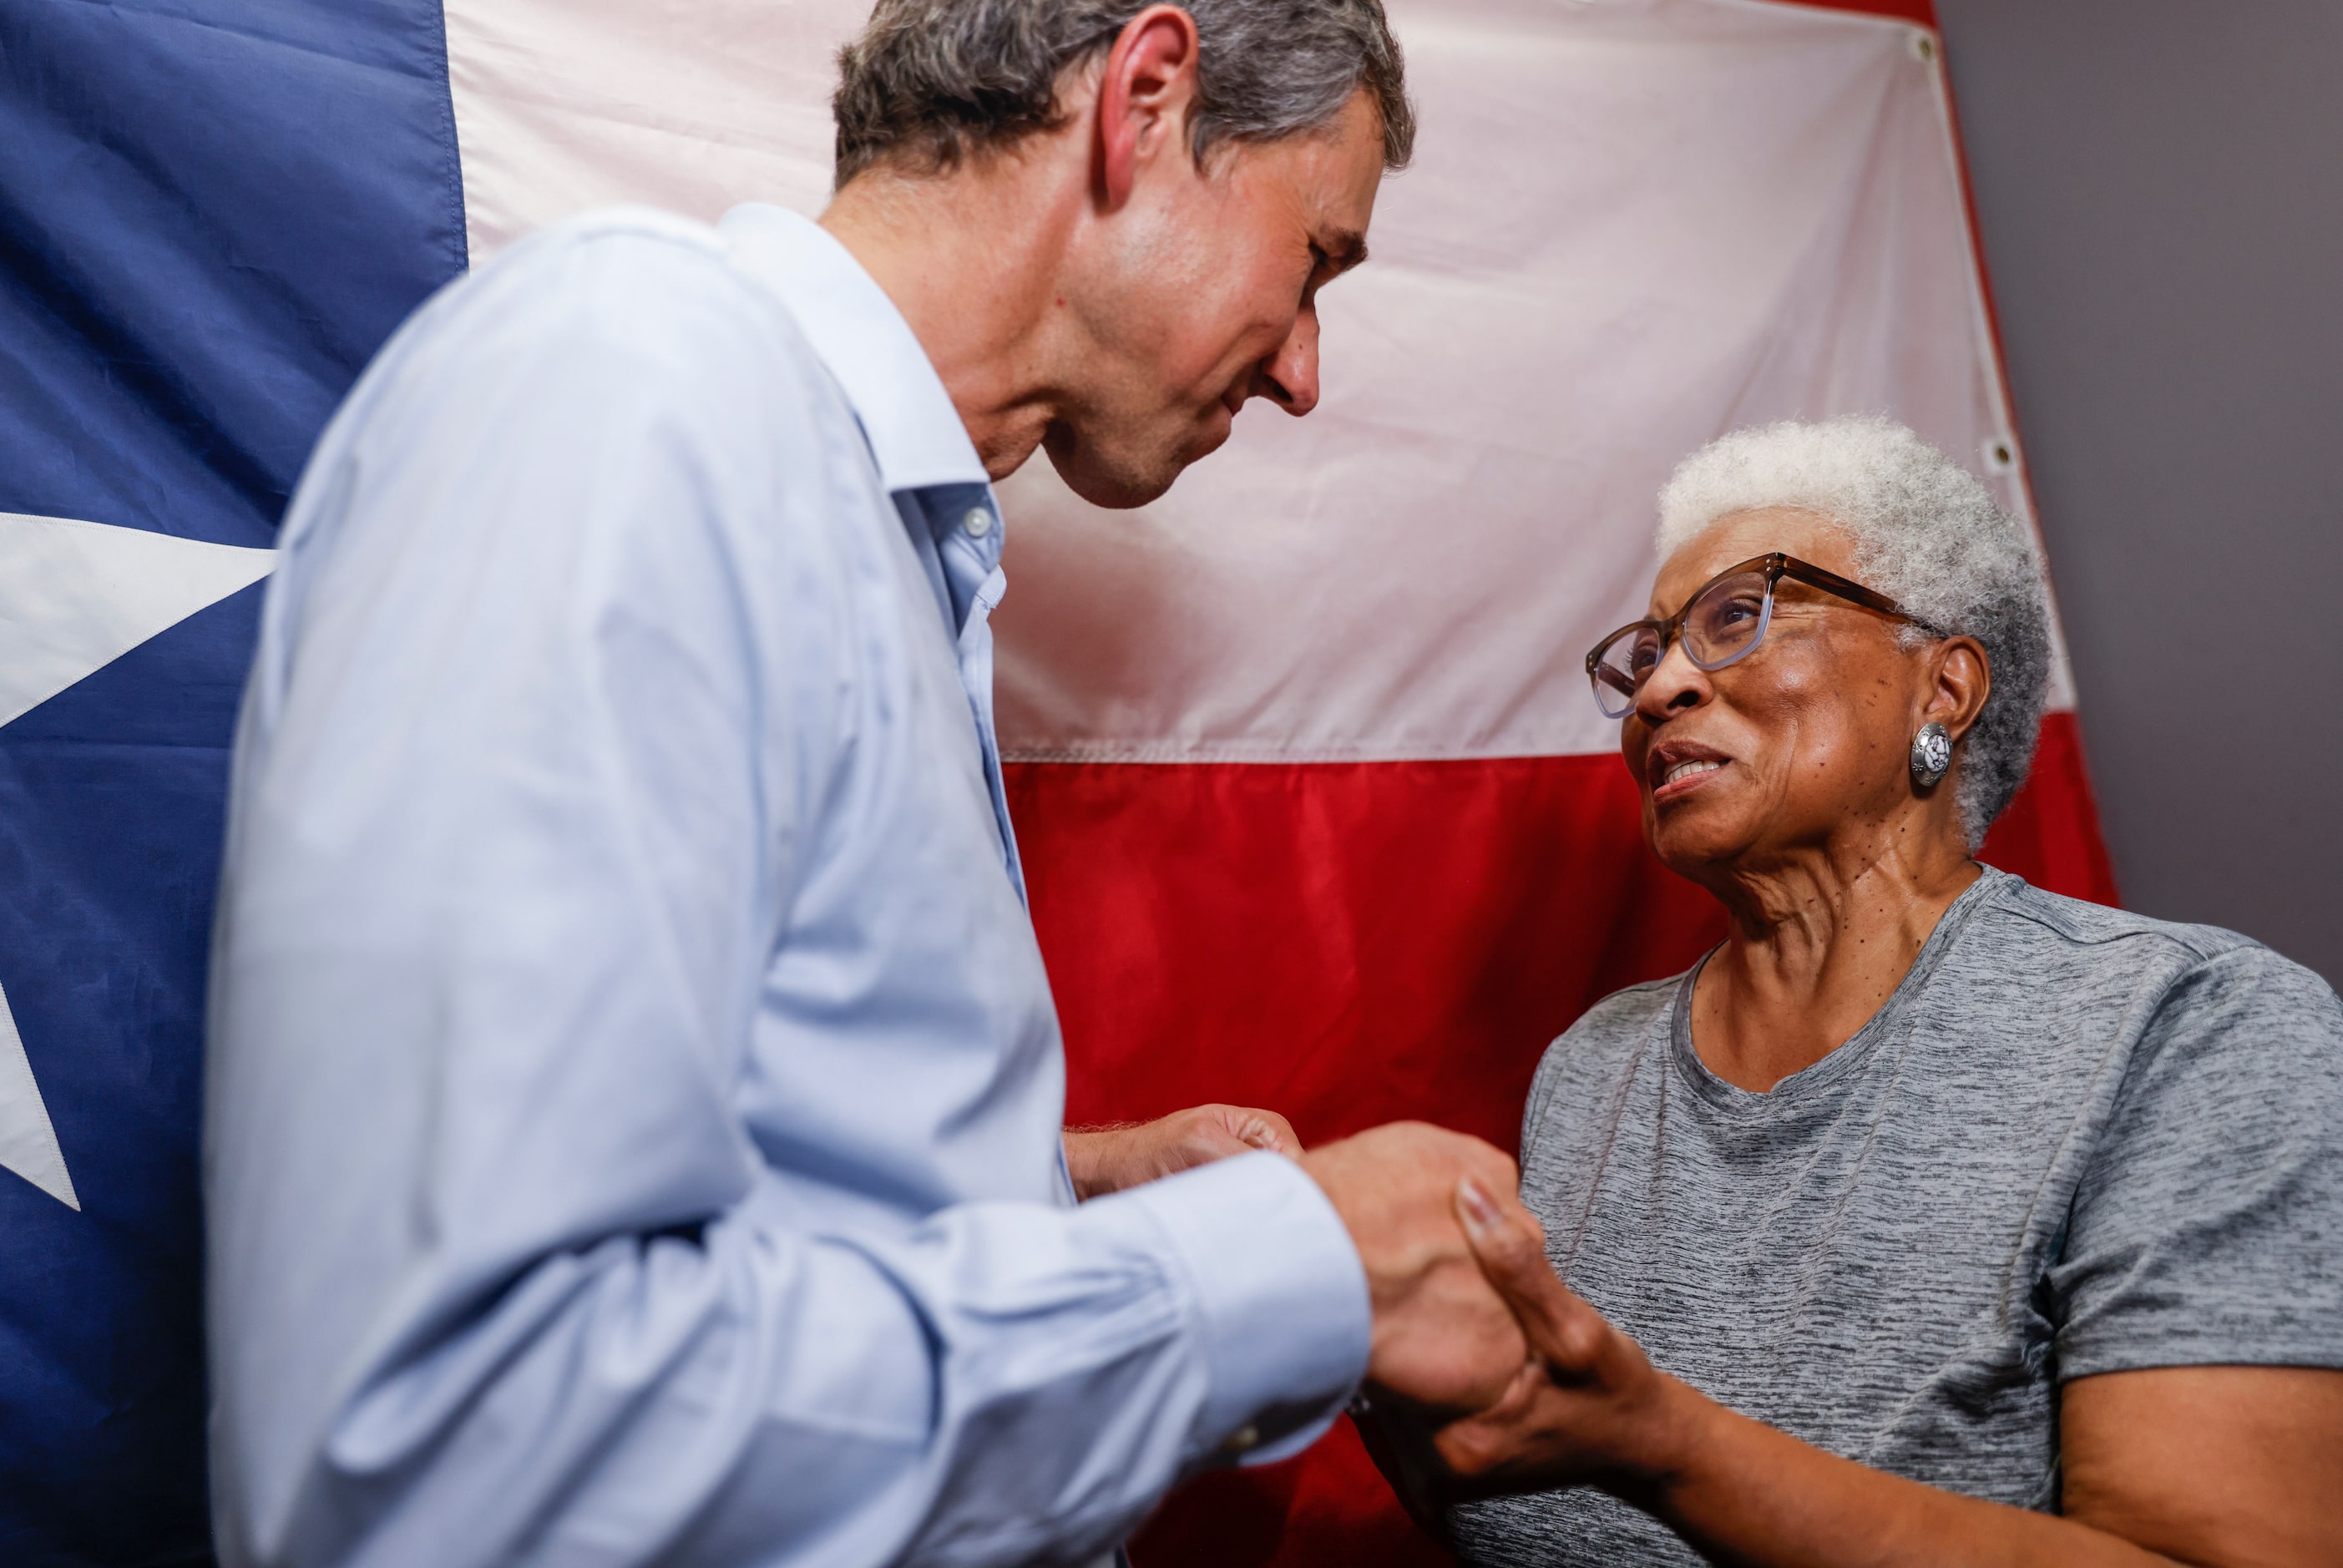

{"left": 1115, "top": 1152, "right": 1371, "bottom": 1462}
{"left": 1599, "top": 1372, "right": 1714, "bottom": 1510}
{"left": 1063, "top": 1125, "right": 1134, "bottom": 1201}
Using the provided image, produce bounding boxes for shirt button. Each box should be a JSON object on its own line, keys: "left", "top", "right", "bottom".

{"left": 963, "top": 506, "right": 993, "bottom": 539}
{"left": 1222, "top": 1424, "right": 1261, "bottom": 1456}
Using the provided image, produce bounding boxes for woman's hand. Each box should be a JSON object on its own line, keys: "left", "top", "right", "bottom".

{"left": 1351, "top": 1178, "right": 1684, "bottom": 1531}
{"left": 1423, "top": 1178, "right": 1690, "bottom": 1499}
{"left": 1061, "top": 1103, "right": 1301, "bottom": 1200}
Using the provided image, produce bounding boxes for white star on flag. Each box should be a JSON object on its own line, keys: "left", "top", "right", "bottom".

{"left": 0, "top": 510, "right": 275, "bottom": 1210}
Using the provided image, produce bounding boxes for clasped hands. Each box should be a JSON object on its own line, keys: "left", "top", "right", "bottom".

{"left": 1066, "top": 1110, "right": 1679, "bottom": 1514}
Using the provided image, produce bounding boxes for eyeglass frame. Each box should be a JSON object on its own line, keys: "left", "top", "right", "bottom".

{"left": 1584, "top": 551, "right": 1938, "bottom": 717}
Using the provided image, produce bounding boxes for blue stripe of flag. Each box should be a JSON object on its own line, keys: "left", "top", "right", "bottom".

{"left": 0, "top": 3, "right": 466, "bottom": 1560}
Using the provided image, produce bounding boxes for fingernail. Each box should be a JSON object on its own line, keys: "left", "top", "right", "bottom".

{"left": 1458, "top": 1178, "right": 1499, "bottom": 1234}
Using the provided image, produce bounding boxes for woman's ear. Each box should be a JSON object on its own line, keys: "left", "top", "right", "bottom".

{"left": 1927, "top": 636, "right": 1992, "bottom": 743}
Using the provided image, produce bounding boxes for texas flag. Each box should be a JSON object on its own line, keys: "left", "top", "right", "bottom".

{"left": 0, "top": 1, "right": 2113, "bottom": 1565}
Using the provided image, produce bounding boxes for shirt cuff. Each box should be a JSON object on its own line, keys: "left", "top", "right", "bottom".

{"left": 1116, "top": 1151, "right": 1370, "bottom": 1468}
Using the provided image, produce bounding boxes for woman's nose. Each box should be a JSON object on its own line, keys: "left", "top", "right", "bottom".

{"left": 1634, "top": 636, "right": 1710, "bottom": 720}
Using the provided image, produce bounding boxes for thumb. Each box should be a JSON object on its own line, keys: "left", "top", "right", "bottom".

{"left": 1232, "top": 1107, "right": 1303, "bottom": 1158}
{"left": 1456, "top": 1178, "right": 1603, "bottom": 1377}
{"left": 1209, "top": 1104, "right": 1303, "bottom": 1159}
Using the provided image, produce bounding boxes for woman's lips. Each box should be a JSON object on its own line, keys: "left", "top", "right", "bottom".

{"left": 1652, "top": 756, "right": 1728, "bottom": 803}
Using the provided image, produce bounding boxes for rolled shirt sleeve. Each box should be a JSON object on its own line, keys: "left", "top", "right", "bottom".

{"left": 205, "top": 214, "right": 1367, "bottom": 1568}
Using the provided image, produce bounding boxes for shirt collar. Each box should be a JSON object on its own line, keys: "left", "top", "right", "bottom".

{"left": 719, "top": 203, "right": 990, "bottom": 495}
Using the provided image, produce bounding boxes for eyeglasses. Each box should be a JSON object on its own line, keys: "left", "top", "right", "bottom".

{"left": 1585, "top": 552, "right": 1930, "bottom": 719}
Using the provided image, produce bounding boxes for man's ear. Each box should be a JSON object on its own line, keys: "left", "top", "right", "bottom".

{"left": 1926, "top": 636, "right": 1993, "bottom": 743}
{"left": 1095, "top": 4, "right": 1202, "bottom": 210}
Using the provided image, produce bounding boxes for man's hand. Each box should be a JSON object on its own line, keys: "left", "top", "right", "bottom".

{"left": 1063, "top": 1104, "right": 1301, "bottom": 1200}
{"left": 1297, "top": 1125, "right": 1535, "bottom": 1415}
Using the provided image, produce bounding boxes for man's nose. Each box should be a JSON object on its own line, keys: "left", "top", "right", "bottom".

{"left": 1255, "top": 306, "right": 1321, "bottom": 417}
{"left": 1634, "top": 636, "right": 1711, "bottom": 721}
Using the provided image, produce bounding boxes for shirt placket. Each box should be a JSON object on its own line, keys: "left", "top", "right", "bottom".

{"left": 929, "top": 488, "right": 1025, "bottom": 904}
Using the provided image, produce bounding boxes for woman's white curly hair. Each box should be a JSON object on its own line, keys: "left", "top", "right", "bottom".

{"left": 1655, "top": 415, "right": 2052, "bottom": 848}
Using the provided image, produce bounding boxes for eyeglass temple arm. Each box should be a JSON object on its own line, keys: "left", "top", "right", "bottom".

{"left": 1775, "top": 555, "right": 1908, "bottom": 619}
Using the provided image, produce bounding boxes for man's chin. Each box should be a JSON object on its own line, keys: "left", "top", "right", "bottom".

{"left": 1043, "top": 425, "right": 1215, "bottom": 511}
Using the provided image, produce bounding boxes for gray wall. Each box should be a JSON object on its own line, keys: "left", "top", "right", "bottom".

{"left": 1937, "top": 0, "right": 2343, "bottom": 984}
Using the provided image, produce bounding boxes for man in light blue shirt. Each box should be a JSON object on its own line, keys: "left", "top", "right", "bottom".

{"left": 206, "top": 3, "right": 1539, "bottom": 1564}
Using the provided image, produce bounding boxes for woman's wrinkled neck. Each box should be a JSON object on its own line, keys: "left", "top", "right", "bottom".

{"left": 1689, "top": 808, "right": 1980, "bottom": 1093}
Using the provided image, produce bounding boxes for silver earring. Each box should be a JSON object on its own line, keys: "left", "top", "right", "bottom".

{"left": 1910, "top": 722, "right": 1952, "bottom": 787}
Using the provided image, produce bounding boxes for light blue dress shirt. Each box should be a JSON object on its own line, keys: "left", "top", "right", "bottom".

{"left": 205, "top": 205, "right": 1370, "bottom": 1568}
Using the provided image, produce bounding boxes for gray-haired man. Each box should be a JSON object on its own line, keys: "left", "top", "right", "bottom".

{"left": 205, "top": 3, "right": 1535, "bottom": 1564}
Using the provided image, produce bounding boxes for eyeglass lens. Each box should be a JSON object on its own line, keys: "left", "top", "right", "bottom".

{"left": 1589, "top": 569, "right": 1774, "bottom": 717}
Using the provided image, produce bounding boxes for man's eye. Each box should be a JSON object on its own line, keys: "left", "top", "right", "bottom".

{"left": 1300, "top": 250, "right": 1329, "bottom": 306}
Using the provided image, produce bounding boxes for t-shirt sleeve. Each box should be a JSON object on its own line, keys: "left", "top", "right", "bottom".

{"left": 1521, "top": 1031, "right": 1575, "bottom": 1162}
{"left": 1518, "top": 979, "right": 1678, "bottom": 1166}
{"left": 2051, "top": 943, "right": 2343, "bottom": 1381}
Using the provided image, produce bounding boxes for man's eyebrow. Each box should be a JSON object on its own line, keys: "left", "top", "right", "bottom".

{"left": 1318, "top": 229, "right": 1369, "bottom": 272}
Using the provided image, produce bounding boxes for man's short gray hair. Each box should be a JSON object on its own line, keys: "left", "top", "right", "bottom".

{"left": 1655, "top": 415, "right": 2052, "bottom": 849}
{"left": 832, "top": 0, "right": 1413, "bottom": 185}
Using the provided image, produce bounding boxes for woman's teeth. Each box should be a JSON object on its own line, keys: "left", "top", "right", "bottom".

{"left": 1663, "top": 759, "right": 1723, "bottom": 786}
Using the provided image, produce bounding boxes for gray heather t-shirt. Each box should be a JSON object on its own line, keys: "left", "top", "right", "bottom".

{"left": 1449, "top": 868, "right": 2343, "bottom": 1566}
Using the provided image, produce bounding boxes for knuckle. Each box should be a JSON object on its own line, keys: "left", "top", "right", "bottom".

{"left": 1442, "top": 1425, "right": 1505, "bottom": 1479}
{"left": 1476, "top": 1145, "right": 1520, "bottom": 1183}
{"left": 1494, "top": 1230, "right": 1545, "bottom": 1277}
{"left": 1558, "top": 1307, "right": 1610, "bottom": 1366}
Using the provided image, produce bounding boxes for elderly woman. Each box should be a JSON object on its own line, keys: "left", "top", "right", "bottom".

{"left": 1376, "top": 417, "right": 2343, "bottom": 1565}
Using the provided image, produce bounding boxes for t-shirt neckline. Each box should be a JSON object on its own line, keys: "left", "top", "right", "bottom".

{"left": 1667, "top": 865, "right": 2009, "bottom": 1115}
